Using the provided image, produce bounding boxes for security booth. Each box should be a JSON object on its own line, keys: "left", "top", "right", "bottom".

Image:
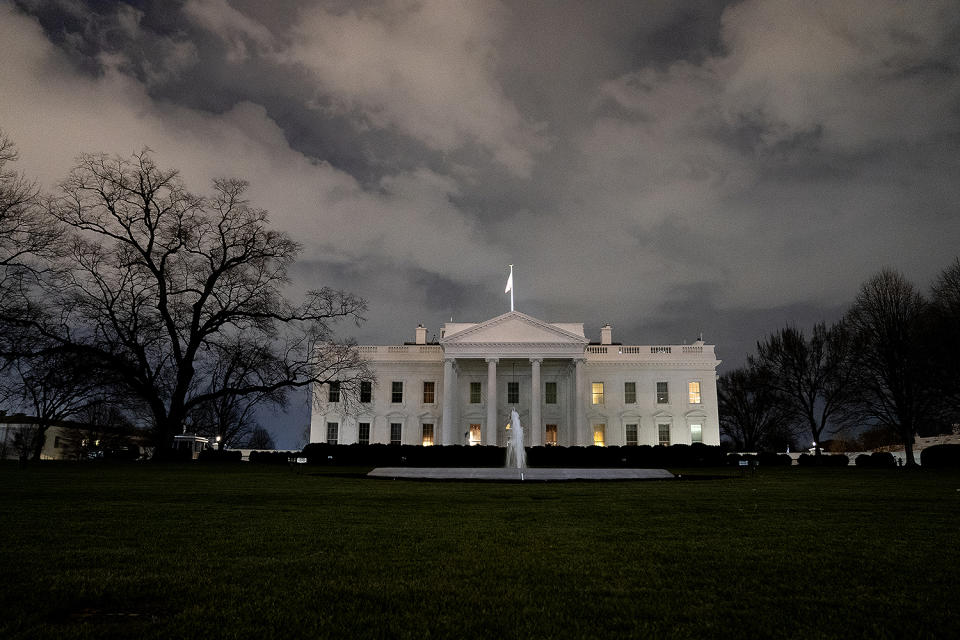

{"left": 172, "top": 434, "right": 210, "bottom": 460}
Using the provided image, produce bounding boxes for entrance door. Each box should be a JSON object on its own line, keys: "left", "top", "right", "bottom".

{"left": 469, "top": 423, "right": 482, "bottom": 446}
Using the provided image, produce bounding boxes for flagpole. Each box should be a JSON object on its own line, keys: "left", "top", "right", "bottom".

{"left": 509, "top": 264, "right": 514, "bottom": 312}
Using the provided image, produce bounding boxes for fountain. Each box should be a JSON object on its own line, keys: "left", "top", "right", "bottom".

{"left": 505, "top": 407, "right": 526, "bottom": 471}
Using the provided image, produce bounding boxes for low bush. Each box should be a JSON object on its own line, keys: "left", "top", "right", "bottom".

{"left": 854, "top": 452, "right": 896, "bottom": 468}
{"left": 198, "top": 449, "right": 242, "bottom": 463}
{"left": 757, "top": 451, "right": 792, "bottom": 466}
{"left": 248, "top": 450, "right": 297, "bottom": 464}
{"left": 798, "top": 453, "right": 849, "bottom": 467}
{"left": 920, "top": 444, "right": 960, "bottom": 468}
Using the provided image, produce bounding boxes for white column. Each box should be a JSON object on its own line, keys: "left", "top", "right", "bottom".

{"left": 441, "top": 357, "right": 457, "bottom": 445}
{"left": 574, "top": 357, "right": 585, "bottom": 446}
{"left": 529, "top": 358, "right": 542, "bottom": 447}
{"left": 486, "top": 357, "right": 498, "bottom": 446}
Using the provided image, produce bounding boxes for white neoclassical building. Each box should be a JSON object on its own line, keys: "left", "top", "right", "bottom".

{"left": 310, "top": 311, "right": 721, "bottom": 448}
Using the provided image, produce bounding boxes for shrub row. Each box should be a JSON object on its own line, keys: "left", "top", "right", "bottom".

{"left": 797, "top": 453, "right": 849, "bottom": 466}
{"left": 855, "top": 452, "right": 897, "bottom": 468}
{"left": 298, "top": 442, "right": 724, "bottom": 468}
{"left": 725, "top": 452, "right": 792, "bottom": 466}
{"left": 248, "top": 450, "right": 298, "bottom": 464}
{"left": 920, "top": 444, "right": 960, "bottom": 468}
{"left": 197, "top": 449, "right": 243, "bottom": 463}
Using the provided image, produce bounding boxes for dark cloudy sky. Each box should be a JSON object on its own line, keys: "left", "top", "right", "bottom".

{"left": 3, "top": 1, "right": 960, "bottom": 444}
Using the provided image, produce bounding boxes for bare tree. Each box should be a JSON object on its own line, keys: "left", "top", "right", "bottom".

{"left": 1, "top": 351, "right": 102, "bottom": 460}
{"left": 751, "top": 322, "right": 856, "bottom": 456}
{"left": 718, "top": 366, "right": 788, "bottom": 451}
{"left": 0, "top": 130, "right": 53, "bottom": 271}
{"left": 845, "top": 269, "right": 937, "bottom": 466}
{"left": 246, "top": 426, "right": 275, "bottom": 449}
{"left": 930, "top": 257, "right": 960, "bottom": 428}
{"left": 20, "top": 150, "right": 369, "bottom": 457}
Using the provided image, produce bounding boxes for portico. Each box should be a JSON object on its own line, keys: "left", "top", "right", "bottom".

{"left": 311, "top": 310, "right": 722, "bottom": 449}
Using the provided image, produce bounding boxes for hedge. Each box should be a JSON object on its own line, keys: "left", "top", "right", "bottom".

{"left": 298, "top": 442, "right": 724, "bottom": 468}
{"left": 197, "top": 449, "right": 243, "bottom": 463}
{"left": 797, "top": 453, "right": 849, "bottom": 467}
{"left": 920, "top": 444, "right": 960, "bottom": 468}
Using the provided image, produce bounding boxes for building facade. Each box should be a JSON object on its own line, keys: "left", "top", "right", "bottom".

{"left": 310, "top": 311, "right": 721, "bottom": 448}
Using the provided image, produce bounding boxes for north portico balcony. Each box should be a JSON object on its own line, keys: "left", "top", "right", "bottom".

{"left": 354, "top": 342, "right": 716, "bottom": 364}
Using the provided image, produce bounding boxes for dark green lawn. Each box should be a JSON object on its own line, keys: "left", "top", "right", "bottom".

{"left": 1, "top": 463, "right": 957, "bottom": 639}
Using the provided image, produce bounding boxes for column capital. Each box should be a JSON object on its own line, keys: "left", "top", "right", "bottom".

{"left": 485, "top": 357, "right": 499, "bottom": 364}
{"left": 444, "top": 357, "right": 457, "bottom": 365}
{"left": 529, "top": 357, "right": 543, "bottom": 365}
{"left": 573, "top": 357, "right": 586, "bottom": 365}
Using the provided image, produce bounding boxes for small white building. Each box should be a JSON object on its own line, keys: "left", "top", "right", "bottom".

{"left": 310, "top": 311, "right": 721, "bottom": 448}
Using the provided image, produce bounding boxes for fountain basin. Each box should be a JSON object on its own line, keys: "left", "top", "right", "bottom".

{"left": 367, "top": 467, "right": 674, "bottom": 481}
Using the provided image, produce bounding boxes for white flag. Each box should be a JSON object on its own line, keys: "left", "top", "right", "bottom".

{"left": 505, "top": 271, "right": 513, "bottom": 293}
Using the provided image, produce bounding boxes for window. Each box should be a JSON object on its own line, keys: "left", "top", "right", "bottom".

{"left": 469, "top": 423, "right": 482, "bottom": 446}
{"left": 545, "top": 424, "right": 558, "bottom": 446}
{"left": 390, "top": 423, "right": 402, "bottom": 445}
{"left": 54, "top": 436, "right": 62, "bottom": 448}
{"left": 592, "top": 382, "right": 604, "bottom": 405}
{"left": 625, "top": 424, "right": 638, "bottom": 446}
{"left": 422, "top": 423, "right": 434, "bottom": 446}
{"left": 470, "top": 382, "right": 482, "bottom": 404}
{"left": 507, "top": 381, "right": 519, "bottom": 404}
{"left": 360, "top": 381, "right": 372, "bottom": 403}
{"left": 624, "top": 382, "right": 636, "bottom": 404}
{"left": 656, "top": 381, "right": 669, "bottom": 404}
{"left": 326, "top": 422, "right": 338, "bottom": 445}
{"left": 688, "top": 381, "right": 701, "bottom": 404}
{"left": 593, "top": 424, "right": 606, "bottom": 447}
{"left": 358, "top": 422, "right": 370, "bottom": 445}
{"left": 658, "top": 423, "right": 671, "bottom": 447}
{"left": 391, "top": 381, "right": 403, "bottom": 403}
{"left": 328, "top": 381, "right": 340, "bottom": 403}
{"left": 423, "top": 381, "right": 435, "bottom": 404}
{"left": 545, "top": 381, "right": 557, "bottom": 404}
{"left": 690, "top": 423, "right": 703, "bottom": 444}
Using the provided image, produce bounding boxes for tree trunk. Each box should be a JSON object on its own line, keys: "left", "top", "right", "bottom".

{"left": 30, "top": 424, "right": 48, "bottom": 461}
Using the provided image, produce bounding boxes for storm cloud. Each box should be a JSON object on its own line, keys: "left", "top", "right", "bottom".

{"left": 3, "top": 0, "right": 959, "bottom": 393}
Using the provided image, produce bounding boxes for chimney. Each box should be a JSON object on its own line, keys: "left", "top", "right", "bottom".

{"left": 415, "top": 324, "right": 427, "bottom": 344}
{"left": 600, "top": 324, "right": 612, "bottom": 345}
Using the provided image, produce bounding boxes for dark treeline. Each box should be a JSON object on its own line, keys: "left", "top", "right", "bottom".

{"left": 0, "top": 130, "right": 371, "bottom": 459}
{"left": 720, "top": 262, "right": 960, "bottom": 465}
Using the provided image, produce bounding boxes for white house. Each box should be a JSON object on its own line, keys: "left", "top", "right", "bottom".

{"left": 310, "top": 311, "right": 721, "bottom": 448}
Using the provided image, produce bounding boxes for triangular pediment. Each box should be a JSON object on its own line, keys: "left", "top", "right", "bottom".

{"left": 441, "top": 311, "right": 588, "bottom": 346}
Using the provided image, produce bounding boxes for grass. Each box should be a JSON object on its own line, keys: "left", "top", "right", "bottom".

{"left": 1, "top": 463, "right": 958, "bottom": 639}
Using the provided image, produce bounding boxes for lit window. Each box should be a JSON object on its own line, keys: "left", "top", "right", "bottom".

{"left": 422, "top": 423, "right": 434, "bottom": 446}
{"left": 545, "top": 424, "right": 558, "bottom": 446}
{"left": 469, "top": 423, "right": 482, "bottom": 445}
{"left": 390, "top": 423, "right": 402, "bottom": 445}
{"left": 688, "top": 381, "right": 701, "bottom": 404}
{"left": 624, "top": 382, "right": 636, "bottom": 404}
{"left": 328, "top": 381, "right": 340, "bottom": 403}
{"left": 391, "top": 381, "right": 403, "bottom": 403}
{"left": 358, "top": 422, "right": 370, "bottom": 445}
{"left": 508, "top": 381, "right": 519, "bottom": 404}
{"left": 690, "top": 423, "right": 703, "bottom": 444}
{"left": 326, "top": 422, "right": 338, "bottom": 445}
{"left": 592, "top": 382, "right": 604, "bottom": 405}
{"left": 625, "top": 424, "right": 638, "bottom": 446}
{"left": 423, "top": 381, "right": 435, "bottom": 404}
{"left": 658, "top": 423, "right": 671, "bottom": 447}
{"left": 593, "top": 424, "right": 606, "bottom": 446}
{"left": 360, "top": 381, "right": 372, "bottom": 403}
{"left": 470, "top": 382, "right": 482, "bottom": 404}
{"left": 545, "top": 382, "right": 557, "bottom": 404}
{"left": 656, "top": 382, "right": 669, "bottom": 404}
